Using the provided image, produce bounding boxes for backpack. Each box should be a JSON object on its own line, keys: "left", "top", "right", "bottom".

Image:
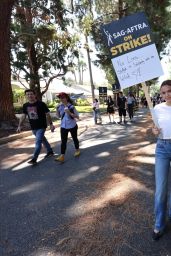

{"left": 61, "top": 105, "right": 74, "bottom": 120}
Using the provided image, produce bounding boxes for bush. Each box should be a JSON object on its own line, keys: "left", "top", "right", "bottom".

{"left": 46, "top": 101, "right": 56, "bottom": 108}
{"left": 75, "top": 98, "right": 90, "bottom": 106}
{"left": 46, "top": 99, "right": 60, "bottom": 107}
{"left": 14, "top": 105, "right": 23, "bottom": 114}
{"left": 13, "top": 89, "right": 25, "bottom": 104}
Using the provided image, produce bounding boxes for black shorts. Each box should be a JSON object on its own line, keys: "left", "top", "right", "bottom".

{"left": 107, "top": 107, "right": 114, "bottom": 114}
{"left": 118, "top": 108, "right": 126, "bottom": 116}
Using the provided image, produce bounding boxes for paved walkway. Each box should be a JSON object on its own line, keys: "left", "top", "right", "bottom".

{"left": 0, "top": 109, "right": 171, "bottom": 256}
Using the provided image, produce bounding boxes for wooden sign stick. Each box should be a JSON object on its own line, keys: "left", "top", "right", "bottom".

{"left": 141, "top": 82, "right": 159, "bottom": 128}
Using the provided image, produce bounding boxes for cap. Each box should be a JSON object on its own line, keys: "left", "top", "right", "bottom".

{"left": 57, "top": 92, "right": 68, "bottom": 98}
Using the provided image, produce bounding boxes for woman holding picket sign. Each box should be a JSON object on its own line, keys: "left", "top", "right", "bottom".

{"left": 55, "top": 92, "right": 80, "bottom": 163}
{"left": 152, "top": 80, "right": 171, "bottom": 240}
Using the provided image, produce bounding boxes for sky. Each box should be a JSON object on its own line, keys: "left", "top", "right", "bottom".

{"left": 65, "top": 33, "right": 108, "bottom": 86}
{"left": 158, "top": 41, "right": 171, "bottom": 84}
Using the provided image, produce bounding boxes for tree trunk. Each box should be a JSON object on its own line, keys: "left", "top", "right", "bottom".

{"left": 81, "top": 65, "right": 84, "bottom": 85}
{"left": 78, "top": 58, "right": 82, "bottom": 85}
{"left": 72, "top": 70, "right": 77, "bottom": 84}
{"left": 24, "top": 5, "right": 42, "bottom": 100}
{"left": 0, "top": 0, "right": 16, "bottom": 122}
{"left": 28, "top": 43, "right": 41, "bottom": 100}
{"left": 118, "top": 0, "right": 125, "bottom": 18}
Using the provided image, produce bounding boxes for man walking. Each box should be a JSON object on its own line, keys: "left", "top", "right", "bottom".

{"left": 17, "top": 89, "right": 55, "bottom": 164}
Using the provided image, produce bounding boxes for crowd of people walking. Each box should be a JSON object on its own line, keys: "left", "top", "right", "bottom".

{"left": 17, "top": 88, "right": 164, "bottom": 164}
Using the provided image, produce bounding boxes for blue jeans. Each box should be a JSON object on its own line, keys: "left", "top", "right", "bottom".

{"left": 154, "top": 139, "right": 171, "bottom": 231}
{"left": 93, "top": 109, "right": 101, "bottom": 124}
{"left": 32, "top": 128, "right": 52, "bottom": 160}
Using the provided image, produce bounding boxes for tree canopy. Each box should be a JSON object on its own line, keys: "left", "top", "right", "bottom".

{"left": 11, "top": 0, "right": 79, "bottom": 99}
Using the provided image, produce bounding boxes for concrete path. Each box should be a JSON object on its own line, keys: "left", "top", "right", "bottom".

{"left": 0, "top": 109, "right": 171, "bottom": 256}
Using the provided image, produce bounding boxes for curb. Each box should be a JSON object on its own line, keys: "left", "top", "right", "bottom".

{"left": 0, "top": 130, "right": 32, "bottom": 145}
{"left": 0, "top": 125, "right": 88, "bottom": 146}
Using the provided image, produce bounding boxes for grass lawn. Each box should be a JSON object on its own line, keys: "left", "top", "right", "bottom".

{"left": 49, "top": 105, "right": 93, "bottom": 113}
{"left": 49, "top": 105, "right": 106, "bottom": 113}
{"left": 75, "top": 105, "right": 92, "bottom": 113}
{"left": 13, "top": 104, "right": 106, "bottom": 114}
{"left": 76, "top": 106, "right": 106, "bottom": 113}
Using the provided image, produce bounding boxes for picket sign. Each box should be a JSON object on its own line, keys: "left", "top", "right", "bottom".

{"left": 101, "top": 12, "right": 163, "bottom": 129}
{"left": 141, "top": 82, "right": 159, "bottom": 128}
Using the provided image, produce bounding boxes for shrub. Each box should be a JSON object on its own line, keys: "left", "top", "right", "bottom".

{"left": 14, "top": 105, "right": 23, "bottom": 114}
{"left": 75, "top": 98, "right": 90, "bottom": 106}
{"left": 13, "top": 89, "right": 25, "bottom": 104}
{"left": 46, "top": 101, "right": 55, "bottom": 108}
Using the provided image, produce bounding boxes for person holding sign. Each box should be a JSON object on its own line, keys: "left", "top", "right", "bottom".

{"left": 152, "top": 80, "right": 171, "bottom": 240}
{"left": 117, "top": 92, "right": 127, "bottom": 124}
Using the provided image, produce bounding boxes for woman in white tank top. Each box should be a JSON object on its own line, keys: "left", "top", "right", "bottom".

{"left": 152, "top": 80, "right": 171, "bottom": 240}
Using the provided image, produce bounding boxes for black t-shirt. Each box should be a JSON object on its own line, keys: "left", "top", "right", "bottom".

{"left": 107, "top": 99, "right": 114, "bottom": 108}
{"left": 117, "top": 96, "right": 126, "bottom": 109}
{"left": 23, "top": 101, "right": 50, "bottom": 130}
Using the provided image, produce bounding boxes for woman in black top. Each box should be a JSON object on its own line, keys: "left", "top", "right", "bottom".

{"left": 106, "top": 96, "right": 115, "bottom": 123}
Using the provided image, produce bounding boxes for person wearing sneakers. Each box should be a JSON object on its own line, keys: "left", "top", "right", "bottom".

{"left": 55, "top": 92, "right": 80, "bottom": 162}
{"left": 17, "top": 89, "right": 55, "bottom": 165}
{"left": 152, "top": 80, "right": 171, "bottom": 240}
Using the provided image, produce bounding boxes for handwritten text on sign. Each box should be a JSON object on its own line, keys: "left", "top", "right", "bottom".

{"left": 112, "top": 44, "right": 163, "bottom": 89}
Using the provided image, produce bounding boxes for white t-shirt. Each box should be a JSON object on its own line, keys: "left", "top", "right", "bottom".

{"left": 93, "top": 102, "right": 99, "bottom": 109}
{"left": 127, "top": 96, "right": 135, "bottom": 104}
{"left": 154, "top": 102, "right": 171, "bottom": 139}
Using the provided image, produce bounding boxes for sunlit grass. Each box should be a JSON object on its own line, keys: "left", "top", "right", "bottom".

{"left": 49, "top": 105, "right": 106, "bottom": 113}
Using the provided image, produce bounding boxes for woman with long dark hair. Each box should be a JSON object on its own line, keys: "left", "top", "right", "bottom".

{"left": 55, "top": 92, "right": 80, "bottom": 162}
{"left": 106, "top": 96, "right": 115, "bottom": 123}
{"left": 152, "top": 80, "right": 171, "bottom": 240}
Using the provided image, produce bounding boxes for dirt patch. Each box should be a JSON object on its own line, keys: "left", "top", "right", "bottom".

{"left": 0, "top": 121, "right": 30, "bottom": 138}
{"left": 0, "top": 127, "right": 30, "bottom": 139}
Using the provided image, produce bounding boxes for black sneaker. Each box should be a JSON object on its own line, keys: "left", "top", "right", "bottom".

{"left": 44, "top": 151, "right": 54, "bottom": 159}
{"left": 152, "top": 230, "right": 163, "bottom": 241}
{"left": 28, "top": 159, "right": 37, "bottom": 165}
